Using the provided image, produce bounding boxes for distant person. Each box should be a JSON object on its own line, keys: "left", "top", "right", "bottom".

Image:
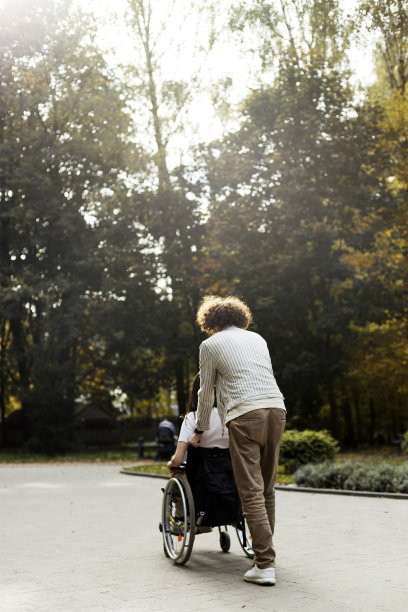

{"left": 189, "top": 295, "right": 286, "bottom": 586}
{"left": 156, "top": 419, "right": 177, "bottom": 460}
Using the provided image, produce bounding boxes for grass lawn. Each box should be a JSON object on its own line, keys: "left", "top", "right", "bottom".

{"left": 123, "top": 463, "right": 170, "bottom": 476}
{"left": 337, "top": 446, "right": 405, "bottom": 466}
{"left": 0, "top": 445, "right": 152, "bottom": 464}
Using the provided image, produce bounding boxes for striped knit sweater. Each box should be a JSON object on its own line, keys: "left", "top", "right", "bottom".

{"left": 196, "top": 326, "right": 284, "bottom": 431}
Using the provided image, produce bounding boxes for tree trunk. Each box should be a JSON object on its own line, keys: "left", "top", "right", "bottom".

{"left": 175, "top": 360, "right": 186, "bottom": 416}
{"left": 352, "top": 388, "right": 362, "bottom": 445}
{"left": 137, "top": 2, "right": 171, "bottom": 192}
{"left": 0, "top": 318, "right": 7, "bottom": 446}
{"left": 341, "top": 398, "right": 355, "bottom": 448}
{"left": 369, "top": 397, "right": 375, "bottom": 446}
{"left": 0, "top": 371, "right": 6, "bottom": 447}
{"left": 327, "top": 381, "right": 339, "bottom": 441}
{"left": 9, "top": 314, "right": 30, "bottom": 398}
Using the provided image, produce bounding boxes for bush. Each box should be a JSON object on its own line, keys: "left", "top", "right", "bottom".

{"left": 293, "top": 460, "right": 408, "bottom": 493}
{"left": 292, "top": 460, "right": 355, "bottom": 489}
{"left": 402, "top": 431, "right": 408, "bottom": 455}
{"left": 279, "top": 429, "right": 339, "bottom": 473}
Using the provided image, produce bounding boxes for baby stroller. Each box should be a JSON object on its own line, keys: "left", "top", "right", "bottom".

{"left": 160, "top": 446, "right": 254, "bottom": 566}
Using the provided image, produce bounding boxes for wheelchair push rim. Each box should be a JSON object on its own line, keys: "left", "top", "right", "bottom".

{"left": 161, "top": 473, "right": 195, "bottom": 565}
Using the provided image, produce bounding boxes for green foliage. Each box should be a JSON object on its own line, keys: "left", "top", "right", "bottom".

{"left": 0, "top": 0, "right": 146, "bottom": 450}
{"left": 191, "top": 1, "right": 408, "bottom": 445}
{"left": 292, "top": 460, "right": 355, "bottom": 488}
{"left": 356, "top": 0, "right": 408, "bottom": 94}
{"left": 279, "top": 430, "right": 339, "bottom": 473}
{"left": 0, "top": 445, "right": 145, "bottom": 463}
{"left": 294, "top": 460, "right": 408, "bottom": 493}
{"left": 1, "top": 0, "right": 407, "bottom": 453}
{"left": 195, "top": 44, "right": 391, "bottom": 443}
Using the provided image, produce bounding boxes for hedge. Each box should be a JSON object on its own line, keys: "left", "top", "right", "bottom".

{"left": 279, "top": 429, "right": 339, "bottom": 473}
{"left": 293, "top": 460, "right": 408, "bottom": 493}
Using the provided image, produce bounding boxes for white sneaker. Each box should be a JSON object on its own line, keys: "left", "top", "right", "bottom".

{"left": 244, "top": 565, "right": 276, "bottom": 586}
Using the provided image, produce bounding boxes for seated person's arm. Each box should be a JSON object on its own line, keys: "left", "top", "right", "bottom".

{"left": 167, "top": 441, "right": 189, "bottom": 470}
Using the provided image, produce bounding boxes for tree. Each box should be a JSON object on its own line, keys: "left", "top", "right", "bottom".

{"left": 125, "top": 0, "right": 220, "bottom": 410}
{"left": 357, "top": 0, "right": 408, "bottom": 94}
{"left": 341, "top": 0, "right": 408, "bottom": 441}
{"left": 191, "top": 0, "right": 393, "bottom": 442}
{"left": 0, "top": 0, "right": 142, "bottom": 451}
{"left": 229, "top": 0, "right": 350, "bottom": 73}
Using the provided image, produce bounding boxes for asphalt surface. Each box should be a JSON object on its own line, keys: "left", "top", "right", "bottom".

{"left": 1, "top": 463, "right": 407, "bottom": 611}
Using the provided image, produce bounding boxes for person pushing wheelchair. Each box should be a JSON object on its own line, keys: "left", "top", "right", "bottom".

{"left": 189, "top": 295, "right": 286, "bottom": 586}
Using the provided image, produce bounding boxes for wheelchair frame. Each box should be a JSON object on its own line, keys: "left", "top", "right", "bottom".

{"left": 160, "top": 466, "right": 254, "bottom": 566}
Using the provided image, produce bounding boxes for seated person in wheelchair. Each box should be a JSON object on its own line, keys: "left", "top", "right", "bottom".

{"left": 167, "top": 374, "right": 228, "bottom": 468}
{"left": 167, "top": 374, "right": 241, "bottom": 530}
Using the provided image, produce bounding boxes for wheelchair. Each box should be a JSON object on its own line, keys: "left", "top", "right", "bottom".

{"left": 160, "top": 456, "right": 254, "bottom": 566}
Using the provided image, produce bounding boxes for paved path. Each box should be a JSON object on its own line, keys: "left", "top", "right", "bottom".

{"left": 0, "top": 463, "right": 407, "bottom": 612}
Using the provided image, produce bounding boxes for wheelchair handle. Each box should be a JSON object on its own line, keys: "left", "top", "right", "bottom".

{"left": 170, "top": 464, "right": 187, "bottom": 474}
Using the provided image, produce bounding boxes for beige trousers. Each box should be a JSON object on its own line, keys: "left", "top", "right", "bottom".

{"left": 228, "top": 407, "right": 286, "bottom": 569}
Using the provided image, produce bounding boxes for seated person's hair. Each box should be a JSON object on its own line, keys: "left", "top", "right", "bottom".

{"left": 185, "top": 374, "right": 200, "bottom": 414}
{"left": 184, "top": 373, "right": 216, "bottom": 416}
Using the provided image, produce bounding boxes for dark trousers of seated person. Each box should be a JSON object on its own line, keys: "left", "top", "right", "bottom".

{"left": 228, "top": 407, "right": 286, "bottom": 569}
{"left": 185, "top": 446, "right": 240, "bottom": 527}
{"left": 185, "top": 445, "right": 201, "bottom": 503}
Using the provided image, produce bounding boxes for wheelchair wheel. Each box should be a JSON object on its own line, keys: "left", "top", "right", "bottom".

{"left": 161, "top": 473, "right": 195, "bottom": 565}
{"left": 219, "top": 528, "right": 231, "bottom": 553}
{"left": 235, "top": 517, "right": 254, "bottom": 559}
